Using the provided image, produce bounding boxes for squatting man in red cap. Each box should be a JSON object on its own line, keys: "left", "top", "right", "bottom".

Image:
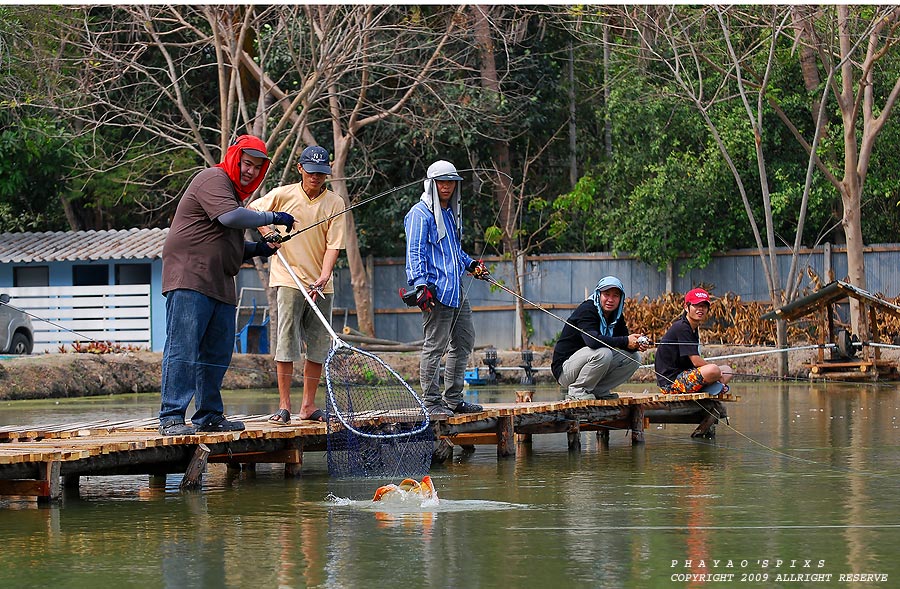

{"left": 158, "top": 135, "right": 297, "bottom": 436}
{"left": 654, "top": 287, "right": 733, "bottom": 396}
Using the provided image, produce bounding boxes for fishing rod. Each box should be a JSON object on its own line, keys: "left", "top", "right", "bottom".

{"left": 477, "top": 277, "right": 900, "bottom": 477}
{"left": 264, "top": 167, "right": 512, "bottom": 243}
{"left": 480, "top": 274, "right": 651, "bottom": 367}
{"left": 262, "top": 177, "right": 424, "bottom": 243}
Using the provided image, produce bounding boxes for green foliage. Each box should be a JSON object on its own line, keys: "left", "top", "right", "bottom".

{"left": 2, "top": 3, "right": 900, "bottom": 259}
{"left": 0, "top": 115, "right": 71, "bottom": 231}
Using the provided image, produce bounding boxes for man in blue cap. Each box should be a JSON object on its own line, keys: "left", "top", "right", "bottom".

{"left": 250, "top": 145, "right": 346, "bottom": 424}
{"left": 404, "top": 160, "right": 489, "bottom": 417}
{"left": 551, "top": 276, "right": 650, "bottom": 400}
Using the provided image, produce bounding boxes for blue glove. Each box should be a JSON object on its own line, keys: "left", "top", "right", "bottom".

{"left": 244, "top": 240, "right": 276, "bottom": 260}
{"left": 272, "top": 211, "right": 295, "bottom": 228}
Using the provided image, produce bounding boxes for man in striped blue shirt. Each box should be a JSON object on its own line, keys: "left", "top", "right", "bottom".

{"left": 404, "top": 160, "right": 489, "bottom": 417}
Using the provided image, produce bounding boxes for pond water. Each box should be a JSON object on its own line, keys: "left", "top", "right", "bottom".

{"left": 2, "top": 381, "right": 900, "bottom": 588}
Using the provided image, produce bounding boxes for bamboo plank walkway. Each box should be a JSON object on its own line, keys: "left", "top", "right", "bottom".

{"left": 0, "top": 390, "right": 737, "bottom": 502}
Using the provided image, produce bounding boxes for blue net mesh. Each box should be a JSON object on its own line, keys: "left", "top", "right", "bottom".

{"left": 325, "top": 346, "right": 433, "bottom": 478}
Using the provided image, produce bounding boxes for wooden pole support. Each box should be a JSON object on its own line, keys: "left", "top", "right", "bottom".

{"left": 630, "top": 406, "right": 645, "bottom": 445}
{"left": 180, "top": 444, "right": 210, "bottom": 490}
{"left": 433, "top": 438, "right": 454, "bottom": 464}
{"left": 692, "top": 404, "right": 722, "bottom": 439}
{"left": 23, "top": 461, "right": 62, "bottom": 503}
{"left": 496, "top": 415, "right": 516, "bottom": 458}
{"left": 567, "top": 419, "right": 581, "bottom": 451}
{"left": 597, "top": 429, "right": 610, "bottom": 448}
{"left": 284, "top": 440, "right": 303, "bottom": 478}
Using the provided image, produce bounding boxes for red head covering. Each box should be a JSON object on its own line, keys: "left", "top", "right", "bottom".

{"left": 215, "top": 135, "right": 270, "bottom": 201}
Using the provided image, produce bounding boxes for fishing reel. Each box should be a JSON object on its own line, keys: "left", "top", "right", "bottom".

{"left": 637, "top": 335, "right": 651, "bottom": 347}
{"left": 263, "top": 230, "right": 295, "bottom": 244}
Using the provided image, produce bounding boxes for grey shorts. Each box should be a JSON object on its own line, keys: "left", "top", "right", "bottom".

{"left": 274, "top": 286, "right": 334, "bottom": 364}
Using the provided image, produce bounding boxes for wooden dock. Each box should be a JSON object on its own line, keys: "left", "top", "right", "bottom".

{"left": 0, "top": 390, "right": 736, "bottom": 502}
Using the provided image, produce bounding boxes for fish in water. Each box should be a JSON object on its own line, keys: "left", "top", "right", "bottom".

{"left": 372, "top": 475, "right": 438, "bottom": 503}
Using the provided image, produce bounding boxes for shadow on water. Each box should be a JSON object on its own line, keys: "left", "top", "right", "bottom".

{"left": 2, "top": 381, "right": 900, "bottom": 587}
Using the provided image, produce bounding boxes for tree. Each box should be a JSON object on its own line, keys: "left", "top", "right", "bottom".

{"left": 780, "top": 6, "right": 900, "bottom": 338}
{"left": 22, "top": 5, "right": 474, "bottom": 336}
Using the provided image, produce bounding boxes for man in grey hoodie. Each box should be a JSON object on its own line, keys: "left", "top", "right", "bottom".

{"left": 551, "top": 276, "right": 650, "bottom": 400}
{"left": 404, "top": 160, "right": 489, "bottom": 416}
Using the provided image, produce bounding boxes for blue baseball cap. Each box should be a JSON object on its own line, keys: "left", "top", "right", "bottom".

{"left": 299, "top": 145, "right": 332, "bottom": 174}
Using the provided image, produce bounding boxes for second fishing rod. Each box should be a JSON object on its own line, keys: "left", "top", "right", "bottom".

{"left": 262, "top": 167, "right": 510, "bottom": 243}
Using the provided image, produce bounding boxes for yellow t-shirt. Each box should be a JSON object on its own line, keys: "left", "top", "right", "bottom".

{"left": 248, "top": 183, "right": 347, "bottom": 293}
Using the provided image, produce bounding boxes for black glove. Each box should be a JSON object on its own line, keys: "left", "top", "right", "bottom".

{"left": 415, "top": 284, "right": 436, "bottom": 312}
{"left": 272, "top": 211, "right": 295, "bottom": 228}
{"left": 400, "top": 287, "right": 419, "bottom": 307}
{"left": 244, "top": 239, "right": 276, "bottom": 260}
{"left": 467, "top": 259, "right": 489, "bottom": 280}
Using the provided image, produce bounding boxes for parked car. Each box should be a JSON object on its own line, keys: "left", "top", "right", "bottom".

{"left": 0, "top": 293, "right": 34, "bottom": 354}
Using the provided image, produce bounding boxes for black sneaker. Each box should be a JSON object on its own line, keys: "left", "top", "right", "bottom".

{"left": 159, "top": 420, "right": 196, "bottom": 436}
{"left": 425, "top": 403, "right": 454, "bottom": 418}
{"left": 596, "top": 392, "right": 619, "bottom": 400}
{"left": 452, "top": 401, "right": 483, "bottom": 414}
{"left": 195, "top": 416, "right": 245, "bottom": 432}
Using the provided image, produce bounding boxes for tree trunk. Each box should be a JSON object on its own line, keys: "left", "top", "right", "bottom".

{"left": 842, "top": 185, "right": 868, "bottom": 340}
{"left": 791, "top": 6, "right": 826, "bottom": 126}
{"left": 567, "top": 41, "right": 578, "bottom": 187}
{"left": 603, "top": 18, "right": 613, "bottom": 160}
{"left": 776, "top": 319, "right": 788, "bottom": 378}
{"left": 472, "top": 5, "right": 516, "bottom": 254}
{"left": 329, "top": 146, "right": 375, "bottom": 337}
{"left": 514, "top": 251, "right": 528, "bottom": 349}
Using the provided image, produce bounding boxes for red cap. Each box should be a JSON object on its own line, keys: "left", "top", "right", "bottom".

{"left": 685, "top": 288, "right": 711, "bottom": 305}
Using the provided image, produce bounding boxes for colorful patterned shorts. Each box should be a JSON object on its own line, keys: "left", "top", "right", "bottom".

{"left": 660, "top": 368, "right": 705, "bottom": 395}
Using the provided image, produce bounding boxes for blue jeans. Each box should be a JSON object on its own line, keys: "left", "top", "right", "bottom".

{"left": 159, "top": 289, "right": 235, "bottom": 428}
{"left": 420, "top": 298, "right": 475, "bottom": 409}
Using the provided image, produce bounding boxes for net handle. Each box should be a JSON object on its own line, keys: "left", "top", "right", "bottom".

{"left": 275, "top": 249, "right": 344, "bottom": 346}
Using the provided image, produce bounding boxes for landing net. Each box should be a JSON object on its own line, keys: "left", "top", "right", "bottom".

{"left": 324, "top": 345, "right": 433, "bottom": 479}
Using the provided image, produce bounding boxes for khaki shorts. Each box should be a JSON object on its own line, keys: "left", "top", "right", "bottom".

{"left": 274, "top": 286, "right": 334, "bottom": 364}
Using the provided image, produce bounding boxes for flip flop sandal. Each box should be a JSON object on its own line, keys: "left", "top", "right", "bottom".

{"left": 301, "top": 408, "right": 326, "bottom": 422}
{"left": 268, "top": 408, "right": 291, "bottom": 425}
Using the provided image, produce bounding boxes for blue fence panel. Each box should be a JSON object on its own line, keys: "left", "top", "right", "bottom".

{"left": 242, "top": 243, "right": 900, "bottom": 349}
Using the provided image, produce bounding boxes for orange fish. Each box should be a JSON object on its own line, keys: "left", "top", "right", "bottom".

{"left": 372, "top": 475, "right": 437, "bottom": 502}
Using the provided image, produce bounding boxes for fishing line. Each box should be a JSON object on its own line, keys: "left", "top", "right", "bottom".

{"left": 473, "top": 273, "right": 900, "bottom": 477}
{"left": 264, "top": 177, "right": 427, "bottom": 242}
{"left": 636, "top": 344, "right": 832, "bottom": 369}
{"left": 0, "top": 299, "right": 101, "bottom": 344}
{"left": 576, "top": 399, "right": 900, "bottom": 480}
{"left": 481, "top": 274, "right": 656, "bottom": 380}
{"left": 265, "top": 167, "right": 513, "bottom": 242}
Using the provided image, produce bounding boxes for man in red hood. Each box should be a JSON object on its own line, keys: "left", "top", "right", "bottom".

{"left": 158, "top": 135, "right": 297, "bottom": 436}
